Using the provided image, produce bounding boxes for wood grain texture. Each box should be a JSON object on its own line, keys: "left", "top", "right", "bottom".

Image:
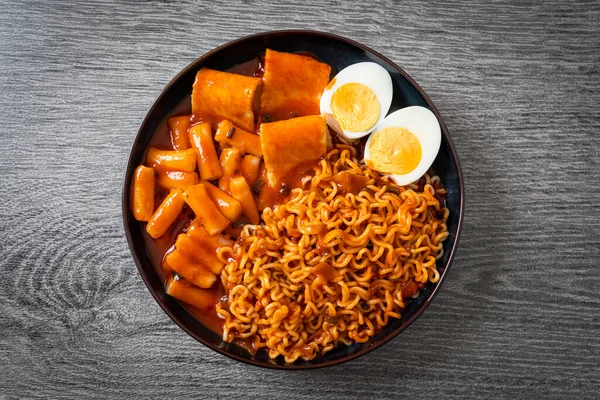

{"left": 1, "top": 0, "right": 599, "bottom": 398}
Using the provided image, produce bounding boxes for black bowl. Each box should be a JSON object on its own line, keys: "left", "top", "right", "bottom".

{"left": 123, "top": 30, "right": 464, "bottom": 369}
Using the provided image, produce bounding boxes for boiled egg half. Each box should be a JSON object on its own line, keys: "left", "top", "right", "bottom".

{"left": 364, "top": 106, "right": 441, "bottom": 186}
{"left": 320, "top": 62, "right": 393, "bottom": 140}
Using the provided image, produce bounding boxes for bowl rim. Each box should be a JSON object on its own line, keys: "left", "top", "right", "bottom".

{"left": 122, "top": 29, "right": 464, "bottom": 370}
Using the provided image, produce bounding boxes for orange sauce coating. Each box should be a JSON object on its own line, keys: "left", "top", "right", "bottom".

{"left": 136, "top": 53, "right": 338, "bottom": 337}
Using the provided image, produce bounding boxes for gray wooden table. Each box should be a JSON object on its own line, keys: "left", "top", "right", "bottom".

{"left": 1, "top": 0, "right": 599, "bottom": 398}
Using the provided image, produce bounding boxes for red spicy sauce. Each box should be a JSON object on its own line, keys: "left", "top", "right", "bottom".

{"left": 140, "top": 56, "right": 271, "bottom": 335}
{"left": 228, "top": 53, "right": 265, "bottom": 78}
{"left": 140, "top": 53, "right": 435, "bottom": 339}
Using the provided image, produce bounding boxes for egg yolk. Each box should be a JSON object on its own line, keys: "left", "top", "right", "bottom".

{"left": 367, "top": 127, "right": 422, "bottom": 175}
{"left": 330, "top": 83, "right": 380, "bottom": 132}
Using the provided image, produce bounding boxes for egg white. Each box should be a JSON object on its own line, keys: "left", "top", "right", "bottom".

{"left": 364, "top": 106, "right": 441, "bottom": 186}
{"left": 320, "top": 62, "right": 393, "bottom": 140}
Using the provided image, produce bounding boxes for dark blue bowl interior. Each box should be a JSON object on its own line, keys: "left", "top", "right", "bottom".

{"left": 123, "top": 31, "right": 464, "bottom": 369}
